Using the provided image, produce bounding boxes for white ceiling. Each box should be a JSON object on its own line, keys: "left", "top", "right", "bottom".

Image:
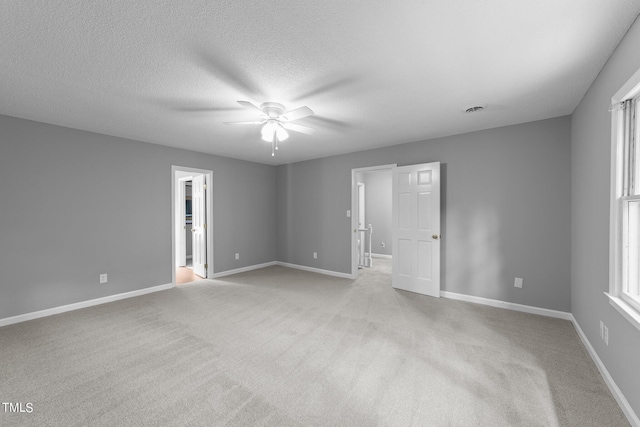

{"left": 2, "top": 1, "right": 639, "bottom": 165}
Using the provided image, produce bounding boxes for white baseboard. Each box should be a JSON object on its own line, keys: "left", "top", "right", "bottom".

{"left": 276, "top": 262, "right": 353, "bottom": 279}
{"left": 571, "top": 315, "right": 639, "bottom": 426}
{"left": 209, "top": 261, "right": 277, "bottom": 279}
{"left": 439, "top": 290, "right": 637, "bottom": 425}
{"left": 440, "top": 290, "right": 573, "bottom": 321}
{"left": 211, "top": 260, "right": 352, "bottom": 280}
{"left": 0, "top": 283, "right": 174, "bottom": 328}
{"left": 370, "top": 253, "right": 392, "bottom": 259}
{"left": 2, "top": 273, "right": 635, "bottom": 427}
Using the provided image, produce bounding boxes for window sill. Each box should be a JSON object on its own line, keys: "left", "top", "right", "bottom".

{"left": 605, "top": 292, "right": 640, "bottom": 332}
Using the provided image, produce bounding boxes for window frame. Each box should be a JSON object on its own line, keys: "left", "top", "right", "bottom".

{"left": 621, "top": 195, "right": 640, "bottom": 312}
{"left": 607, "top": 68, "right": 640, "bottom": 332}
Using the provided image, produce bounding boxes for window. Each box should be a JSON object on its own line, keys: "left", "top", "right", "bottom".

{"left": 608, "top": 69, "right": 640, "bottom": 331}
{"left": 621, "top": 97, "right": 640, "bottom": 311}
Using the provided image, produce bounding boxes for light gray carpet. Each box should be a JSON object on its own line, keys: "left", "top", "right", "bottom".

{"left": 0, "top": 259, "right": 629, "bottom": 426}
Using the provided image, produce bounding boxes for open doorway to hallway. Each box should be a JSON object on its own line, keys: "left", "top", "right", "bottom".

{"left": 172, "top": 166, "right": 213, "bottom": 285}
{"left": 351, "top": 162, "right": 442, "bottom": 298}
{"left": 352, "top": 165, "right": 395, "bottom": 278}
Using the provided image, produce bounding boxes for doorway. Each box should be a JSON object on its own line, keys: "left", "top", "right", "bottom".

{"left": 351, "top": 164, "right": 396, "bottom": 278}
{"left": 172, "top": 166, "right": 213, "bottom": 285}
{"left": 357, "top": 182, "right": 370, "bottom": 268}
{"left": 351, "top": 163, "right": 442, "bottom": 298}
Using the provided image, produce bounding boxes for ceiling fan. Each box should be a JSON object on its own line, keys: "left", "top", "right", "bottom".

{"left": 224, "top": 101, "right": 315, "bottom": 156}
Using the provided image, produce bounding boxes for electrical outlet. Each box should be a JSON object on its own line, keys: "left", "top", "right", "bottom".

{"left": 313, "top": 252, "right": 318, "bottom": 259}
{"left": 346, "top": 210, "right": 351, "bottom": 218}
{"left": 604, "top": 326, "right": 609, "bottom": 346}
{"left": 381, "top": 242, "right": 386, "bottom": 248}
{"left": 600, "top": 321, "right": 604, "bottom": 340}
{"left": 235, "top": 253, "right": 239, "bottom": 260}
{"left": 99, "top": 274, "right": 108, "bottom": 284}
{"left": 514, "top": 277, "right": 523, "bottom": 288}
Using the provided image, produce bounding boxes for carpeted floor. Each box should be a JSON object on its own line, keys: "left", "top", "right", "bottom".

{"left": 0, "top": 259, "right": 629, "bottom": 426}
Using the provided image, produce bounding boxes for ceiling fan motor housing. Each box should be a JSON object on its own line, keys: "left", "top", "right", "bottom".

{"left": 260, "top": 102, "right": 286, "bottom": 118}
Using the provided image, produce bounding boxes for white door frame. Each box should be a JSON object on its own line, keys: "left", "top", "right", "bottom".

{"left": 350, "top": 164, "right": 396, "bottom": 279}
{"left": 172, "top": 165, "right": 214, "bottom": 284}
{"left": 177, "top": 176, "right": 193, "bottom": 267}
{"left": 357, "top": 182, "right": 366, "bottom": 268}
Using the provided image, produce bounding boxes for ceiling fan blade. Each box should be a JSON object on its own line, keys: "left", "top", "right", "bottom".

{"left": 237, "top": 100, "right": 264, "bottom": 114}
{"left": 282, "top": 122, "right": 315, "bottom": 135}
{"left": 223, "top": 120, "right": 265, "bottom": 125}
{"left": 282, "top": 106, "right": 314, "bottom": 122}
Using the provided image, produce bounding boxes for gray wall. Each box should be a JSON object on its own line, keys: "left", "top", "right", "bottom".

{"left": 1, "top": 111, "right": 573, "bottom": 321}
{"left": 277, "top": 116, "right": 572, "bottom": 312}
{"left": 571, "top": 16, "right": 640, "bottom": 416}
{"left": 0, "top": 115, "right": 277, "bottom": 318}
{"left": 359, "top": 170, "right": 392, "bottom": 256}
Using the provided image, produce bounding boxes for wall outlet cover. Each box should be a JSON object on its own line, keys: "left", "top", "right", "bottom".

{"left": 514, "top": 277, "right": 523, "bottom": 288}
{"left": 235, "top": 253, "right": 239, "bottom": 260}
{"left": 99, "top": 274, "right": 108, "bottom": 284}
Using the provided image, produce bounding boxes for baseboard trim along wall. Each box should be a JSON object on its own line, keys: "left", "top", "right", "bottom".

{"left": 209, "top": 261, "right": 277, "bottom": 279}
{"left": 0, "top": 283, "right": 174, "bottom": 328}
{"left": 276, "top": 262, "right": 353, "bottom": 279}
{"left": 571, "top": 315, "right": 640, "bottom": 427}
{"left": 439, "top": 289, "right": 637, "bottom": 426}
{"left": 1, "top": 267, "right": 636, "bottom": 426}
{"left": 369, "top": 253, "right": 392, "bottom": 259}
{"left": 440, "top": 290, "right": 573, "bottom": 321}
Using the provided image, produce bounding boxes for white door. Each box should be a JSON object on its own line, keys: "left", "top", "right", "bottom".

{"left": 392, "top": 162, "right": 441, "bottom": 297}
{"left": 192, "top": 174, "right": 207, "bottom": 278}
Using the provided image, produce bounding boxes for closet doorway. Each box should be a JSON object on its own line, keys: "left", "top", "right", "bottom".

{"left": 172, "top": 166, "right": 213, "bottom": 285}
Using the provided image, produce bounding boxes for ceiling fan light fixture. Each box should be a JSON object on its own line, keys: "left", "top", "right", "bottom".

{"left": 227, "top": 101, "right": 315, "bottom": 156}
{"left": 261, "top": 129, "right": 274, "bottom": 142}
{"left": 261, "top": 120, "right": 277, "bottom": 142}
{"left": 276, "top": 124, "right": 289, "bottom": 141}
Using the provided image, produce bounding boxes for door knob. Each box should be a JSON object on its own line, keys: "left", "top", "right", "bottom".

{"left": 432, "top": 235, "right": 440, "bottom": 240}
{"left": 192, "top": 228, "right": 196, "bottom": 232}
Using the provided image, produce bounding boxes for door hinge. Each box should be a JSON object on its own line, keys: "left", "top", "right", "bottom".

{"left": 204, "top": 263, "right": 208, "bottom": 270}
{"left": 204, "top": 223, "right": 207, "bottom": 229}
{"left": 203, "top": 184, "right": 207, "bottom": 190}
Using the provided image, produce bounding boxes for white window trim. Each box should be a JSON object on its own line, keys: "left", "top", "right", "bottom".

{"left": 607, "top": 67, "right": 640, "bottom": 332}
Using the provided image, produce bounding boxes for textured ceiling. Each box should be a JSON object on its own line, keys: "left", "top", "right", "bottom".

{"left": 2, "top": 1, "right": 640, "bottom": 165}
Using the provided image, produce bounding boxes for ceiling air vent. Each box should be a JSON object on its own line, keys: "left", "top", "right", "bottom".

{"left": 464, "top": 106, "right": 485, "bottom": 113}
